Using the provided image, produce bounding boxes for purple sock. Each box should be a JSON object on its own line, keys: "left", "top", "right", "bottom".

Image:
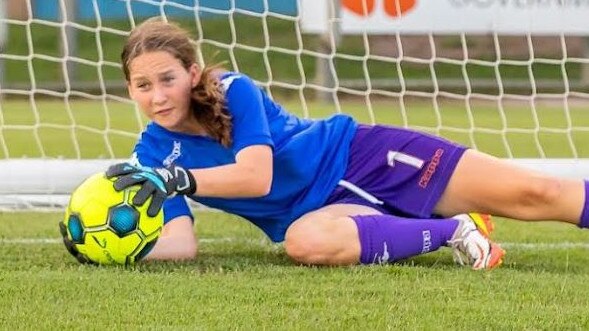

{"left": 579, "top": 181, "right": 589, "bottom": 228}
{"left": 352, "top": 214, "right": 459, "bottom": 264}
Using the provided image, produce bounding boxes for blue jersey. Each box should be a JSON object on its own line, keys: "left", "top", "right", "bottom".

{"left": 132, "top": 72, "right": 358, "bottom": 242}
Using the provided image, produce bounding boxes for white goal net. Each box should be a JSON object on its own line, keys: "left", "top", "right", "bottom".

{"left": 0, "top": 0, "right": 588, "bottom": 209}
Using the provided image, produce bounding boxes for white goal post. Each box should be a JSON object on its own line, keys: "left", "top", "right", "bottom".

{"left": 0, "top": 0, "right": 588, "bottom": 210}
{"left": 0, "top": 158, "right": 586, "bottom": 210}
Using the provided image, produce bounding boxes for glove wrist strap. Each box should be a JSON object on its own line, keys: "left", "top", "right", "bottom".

{"left": 167, "top": 165, "right": 197, "bottom": 196}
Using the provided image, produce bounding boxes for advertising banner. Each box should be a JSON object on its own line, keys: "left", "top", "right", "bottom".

{"left": 300, "top": 0, "right": 589, "bottom": 35}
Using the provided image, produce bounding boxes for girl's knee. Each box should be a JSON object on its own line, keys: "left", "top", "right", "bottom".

{"left": 284, "top": 216, "right": 350, "bottom": 265}
{"left": 520, "top": 176, "right": 562, "bottom": 207}
{"left": 284, "top": 220, "right": 324, "bottom": 264}
{"left": 510, "top": 176, "right": 564, "bottom": 219}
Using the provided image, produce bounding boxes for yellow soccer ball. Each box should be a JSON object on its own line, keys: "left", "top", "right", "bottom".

{"left": 61, "top": 172, "right": 163, "bottom": 265}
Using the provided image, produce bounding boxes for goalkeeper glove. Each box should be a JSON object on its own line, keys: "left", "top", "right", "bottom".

{"left": 58, "top": 221, "right": 95, "bottom": 265}
{"left": 105, "top": 162, "right": 197, "bottom": 217}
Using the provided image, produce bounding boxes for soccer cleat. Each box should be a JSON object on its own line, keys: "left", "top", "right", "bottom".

{"left": 448, "top": 213, "right": 505, "bottom": 270}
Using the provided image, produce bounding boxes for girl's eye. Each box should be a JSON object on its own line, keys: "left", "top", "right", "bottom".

{"left": 136, "top": 82, "right": 149, "bottom": 89}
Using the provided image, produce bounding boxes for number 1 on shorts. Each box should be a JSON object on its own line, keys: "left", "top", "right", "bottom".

{"left": 387, "top": 151, "right": 424, "bottom": 169}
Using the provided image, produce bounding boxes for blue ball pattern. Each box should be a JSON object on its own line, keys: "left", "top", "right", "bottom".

{"left": 108, "top": 205, "right": 139, "bottom": 237}
{"left": 68, "top": 215, "right": 84, "bottom": 244}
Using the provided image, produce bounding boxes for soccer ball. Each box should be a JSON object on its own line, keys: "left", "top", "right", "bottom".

{"left": 60, "top": 172, "right": 163, "bottom": 265}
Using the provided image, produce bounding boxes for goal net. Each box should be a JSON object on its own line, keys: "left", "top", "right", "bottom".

{"left": 0, "top": 0, "right": 588, "bottom": 209}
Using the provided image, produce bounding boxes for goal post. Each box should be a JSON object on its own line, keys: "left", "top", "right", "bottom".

{"left": 0, "top": 0, "right": 588, "bottom": 210}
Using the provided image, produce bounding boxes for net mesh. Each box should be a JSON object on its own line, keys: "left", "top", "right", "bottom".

{"left": 0, "top": 0, "right": 588, "bottom": 209}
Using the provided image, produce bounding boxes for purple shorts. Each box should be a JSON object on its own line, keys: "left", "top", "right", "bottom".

{"left": 324, "top": 124, "right": 467, "bottom": 218}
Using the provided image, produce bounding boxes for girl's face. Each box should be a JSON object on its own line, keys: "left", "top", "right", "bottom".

{"left": 127, "top": 51, "right": 201, "bottom": 132}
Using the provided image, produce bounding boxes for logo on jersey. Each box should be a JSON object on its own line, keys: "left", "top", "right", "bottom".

{"left": 163, "top": 141, "right": 182, "bottom": 167}
{"left": 419, "top": 148, "right": 444, "bottom": 188}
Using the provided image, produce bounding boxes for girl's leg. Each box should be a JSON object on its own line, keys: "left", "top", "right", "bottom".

{"left": 351, "top": 214, "right": 458, "bottom": 264}
{"left": 435, "top": 149, "right": 588, "bottom": 227}
{"left": 352, "top": 212, "right": 503, "bottom": 269}
{"left": 284, "top": 204, "right": 503, "bottom": 269}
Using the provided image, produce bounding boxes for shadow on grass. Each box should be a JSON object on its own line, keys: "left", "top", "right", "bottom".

{"left": 14, "top": 238, "right": 587, "bottom": 276}
{"left": 404, "top": 248, "right": 589, "bottom": 274}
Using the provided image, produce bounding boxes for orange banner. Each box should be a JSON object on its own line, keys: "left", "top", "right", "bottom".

{"left": 342, "top": 0, "right": 417, "bottom": 17}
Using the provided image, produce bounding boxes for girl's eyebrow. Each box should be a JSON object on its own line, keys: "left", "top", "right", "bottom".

{"left": 158, "top": 70, "right": 175, "bottom": 76}
{"left": 131, "top": 69, "right": 176, "bottom": 81}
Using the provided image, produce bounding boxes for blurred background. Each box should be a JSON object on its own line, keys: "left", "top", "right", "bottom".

{"left": 3, "top": 0, "right": 589, "bottom": 97}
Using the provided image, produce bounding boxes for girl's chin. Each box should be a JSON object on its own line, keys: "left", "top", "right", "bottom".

{"left": 154, "top": 119, "right": 181, "bottom": 131}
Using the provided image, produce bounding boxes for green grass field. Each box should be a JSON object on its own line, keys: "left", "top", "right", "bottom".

{"left": 2, "top": 212, "right": 589, "bottom": 329}
{"left": 0, "top": 98, "right": 589, "bottom": 329}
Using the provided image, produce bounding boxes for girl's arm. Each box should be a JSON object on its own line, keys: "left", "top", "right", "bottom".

{"left": 144, "top": 215, "right": 197, "bottom": 261}
{"left": 191, "top": 144, "right": 273, "bottom": 198}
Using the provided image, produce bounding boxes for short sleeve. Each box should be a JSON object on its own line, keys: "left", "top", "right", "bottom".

{"left": 162, "top": 196, "right": 192, "bottom": 223}
{"left": 222, "top": 74, "right": 274, "bottom": 153}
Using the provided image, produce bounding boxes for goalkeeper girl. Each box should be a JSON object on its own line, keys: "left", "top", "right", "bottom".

{"left": 103, "top": 18, "right": 588, "bottom": 270}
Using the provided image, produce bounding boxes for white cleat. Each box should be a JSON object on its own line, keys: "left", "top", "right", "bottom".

{"left": 448, "top": 213, "right": 505, "bottom": 270}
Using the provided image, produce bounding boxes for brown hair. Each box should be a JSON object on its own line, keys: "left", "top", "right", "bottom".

{"left": 121, "top": 17, "right": 232, "bottom": 147}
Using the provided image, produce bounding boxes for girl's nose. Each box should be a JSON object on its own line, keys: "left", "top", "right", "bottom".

{"left": 152, "top": 86, "right": 167, "bottom": 105}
